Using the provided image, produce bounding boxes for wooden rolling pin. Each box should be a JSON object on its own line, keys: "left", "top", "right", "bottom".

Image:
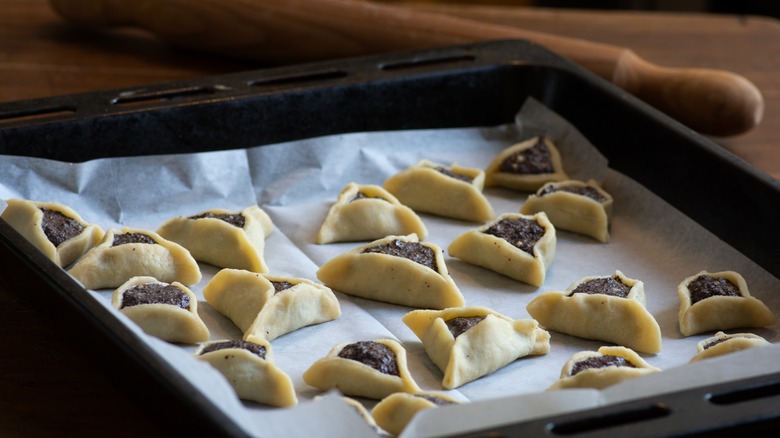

{"left": 48, "top": 0, "right": 763, "bottom": 136}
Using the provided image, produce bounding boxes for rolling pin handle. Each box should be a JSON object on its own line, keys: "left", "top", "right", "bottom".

{"left": 613, "top": 50, "right": 764, "bottom": 137}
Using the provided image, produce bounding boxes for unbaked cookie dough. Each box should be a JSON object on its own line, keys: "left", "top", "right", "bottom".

{"left": 484, "top": 136, "right": 569, "bottom": 191}
{"left": 520, "top": 179, "right": 613, "bottom": 243}
{"left": 526, "top": 271, "right": 662, "bottom": 354}
{"left": 316, "top": 234, "right": 464, "bottom": 309}
{"left": 316, "top": 182, "right": 428, "bottom": 244}
{"left": 303, "top": 339, "right": 421, "bottom": 399}
{"left": 689, "top": 331, "right": 772, "bottom": 363}
{"left": 157, "top": 205, "right": 273, "bottom": 272}
{"left": 548, "top": 346, "right": 660, "bottom": 390}
{"left": 383, "top": 159, "right": 494, "bottom": 222}
{"left": 112, "top": 276, "right": 209, "bottom": 344}
{"left": 203, "top": 268, "right": 341, "bottom": 342}
{"left": 678, "top": 270, "right": 776, "bottom": 336}
{"left": 68, "top": 227, "right": 201, "bottom": 289}
{"left": 448, "top": 212, "right": 556, "bottom": 287}
{"left": 403, "top": 306, "right": 551, "bottom": 389}
{"left": 1, "top": 198, "right": 104, "bottom": 267}
{"left": 195, "top": 338, "right": 297, "bottom": 407}
{"left": 372, "top": 391, "right": 460, "bottom": 436}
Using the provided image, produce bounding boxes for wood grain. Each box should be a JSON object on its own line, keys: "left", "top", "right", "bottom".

{"left": 46, "top": 0, "right": 763, "bottom": 136}
{"left": 1, "top": 0, "right": 779, "bottom": 435}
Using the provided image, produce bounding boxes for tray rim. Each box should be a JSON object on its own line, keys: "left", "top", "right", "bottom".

{"left": 1, "top": 39, "right": 779, "bottom": 437}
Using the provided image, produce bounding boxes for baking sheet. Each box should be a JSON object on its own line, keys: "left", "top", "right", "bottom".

{"left": 1, "top": 98, "right": 778, "bottom": 437}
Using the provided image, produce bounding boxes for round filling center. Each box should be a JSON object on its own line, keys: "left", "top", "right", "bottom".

{"left": 121, "top": 283, "right": 190, "bottom": 310}
{"left": 363, "top": 239, "right": 437, "bottom": 272}
{"left": 570, "top": 355, "right": 635, "bottom": 377}
{"left": 40, "top": 208, "right": 83, "bottom": 247}
{"left": 337, "top": 341, "right": 399, "bottom": 376}
{"left": 688, "top": 275, "right": 741, "bottom": 304}
{"left": 484, "top": 218, "right": 545, "bottom": 254}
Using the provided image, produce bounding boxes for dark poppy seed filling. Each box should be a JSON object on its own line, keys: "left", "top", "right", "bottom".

{"left": 570, "top": 276, "right": 631, "bottom": 298}
{"left": 350, "top": 192, "right": 386, "bottom": 203}
{"left": 189, "top": 212, "right": 246, "bottom": 228}
{"left": 570, "top": 355, "right": 635, "bottom": 377}
{"left": 40, "top": 208, "right": 83, "bottom": 247}
{"left": 446, "top": 316, "right": 486, "bottom": 338}
{"left": 200, "top": 339, "right": 267, "bottom": 360}
{"left": 272, "top": 281, "right": 295, "bottom": 294}
{"left": 538, "top": 184, "right": 607, "bottom": 203}
{"left": 363, "top": 239, "right": 437, "bottom": 272}
{"left": 121, "top": 283, "right": 190, "bottom": 309}
{"left": 337, "top": 341, "right": 399, "bottom": 376}
{"left": 484, "top": 217, "right": 545, "bottom": 254}
{"left": 434, "top": 166, "right": 473, "bottom": 183}
{"left": 688, "top": 275, "right": 741, "bottom": 304}
{"left": 112, "top": 232, "right": 155, "bottom": 246}
{"left": 499, "top": 137, "right": 554, "bottom": 174}
{"left": 702, "top": 337, "right": 732, "bottom": 350}
{"left": 414, "top": 394, "right": 456, "bottom": 406}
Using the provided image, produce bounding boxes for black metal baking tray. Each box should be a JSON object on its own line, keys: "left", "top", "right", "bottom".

{"left": 1, "top": 40, "right": 779, "bottom": 436}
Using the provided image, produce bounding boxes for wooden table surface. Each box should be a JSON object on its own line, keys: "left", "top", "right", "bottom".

{"left": 1, "top": 0, "right": 778, "bottom": 435}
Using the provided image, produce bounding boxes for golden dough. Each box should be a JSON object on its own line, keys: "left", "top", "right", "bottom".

{"left": 316, "top": 182, "right": 428, "bottom": 244}
{"left": 520, "top": 179, "right": 613, "bottom": 243}
{"left": 112, "top": 276, "right": 209, "bottom": 344}
{"left": 1, "top": 198, "right": 104, "bottom": 267}
{"left": 195, "top": 338, "right": 297, "bottom": 407}
{"left": 448, "top": 212, "right": 556, "bottom": 287}
{"left": 317, "top": 234, "right": 463, "bottom": 309}
{"left": 372, "top": 391, "right": 460, "bottom": 436}
{"left": 484, "top": 136, "right": 568, "bottom": 191}
{"left": 403, "top": 306, "right": 550, "bottom": 389}
{"left": 203, "top": 268, "right": 341, "bottom": 342}
{"left": 678, "top": 270, "right": 776, "bottom": 336}
{"left": 526, "top": 271, "right": 662, "bottom": 354}
{"left": 303, "top": 339, "right": 420, "bottom": 400}
{"left": 689, "top": 331, "right": 771, "bottom": 363}
{"left": 383, "top": 159, "right": 494, "bottom": 222}
{"left": 157, "top": 205, "right": 273, "bottom": 272}
{"left": 548, "top": 346, "right": 660, "bottom": 390}
{"left": 68, "top": 227, "right": 201, "bottom": 289}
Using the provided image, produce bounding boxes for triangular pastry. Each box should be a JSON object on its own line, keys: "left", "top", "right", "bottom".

{"left": 372, "top": 391, "right": 460, "bottom": 436}
{"left": 403, "top": 306, "right": 550, "bottom": 389}
{"left": 383, "top": 159, "right": 494, "bottom": 222}
{"left": 526, "top": 271, "right": 662, "bottom": 353}
{"left": 1, "top": 198, "right": 104, "bottom": 267}
{"left": 68, "top": 227, "right": 201, "bottom": 289}
{"left": 678, "top": 270, "right": 776, "bottom": 336}
{"left": 112, "top": 276, "right": 209, "bottom": 344}
{"left": 448, "top": 212, "right": 556, "bottom": 287}
{"left": 484, "top": 136, "right": 568, "bottom": 191}
{"left": 303, "top": 339, "right": 420, "bottom": 399}
{"left": 689, "top": 331, "right": 771, "bottom": 363}
{"left": 157, "top": 205, "right": 273, "bottom": 272}
{"left": 316, "top": 182, "right": 427, "bottom": 244}
{"left": 548, "top": 346, "right": 660, "bottom": 390}
{"left": 520, "top": 179, "right": 613, "bottom": 242}
{"left": 316, "top": 234, "right": 464, "bottom": 309}
{"left": 203, "top": 268, "right": 341, "bottom": 342}
{"left": 195, "top": 338, "right": 297, "bottom": 407}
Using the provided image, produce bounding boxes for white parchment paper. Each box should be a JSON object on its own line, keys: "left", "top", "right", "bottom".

{"left": 2, "top": 99, "right": 778, "bottom": 437}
